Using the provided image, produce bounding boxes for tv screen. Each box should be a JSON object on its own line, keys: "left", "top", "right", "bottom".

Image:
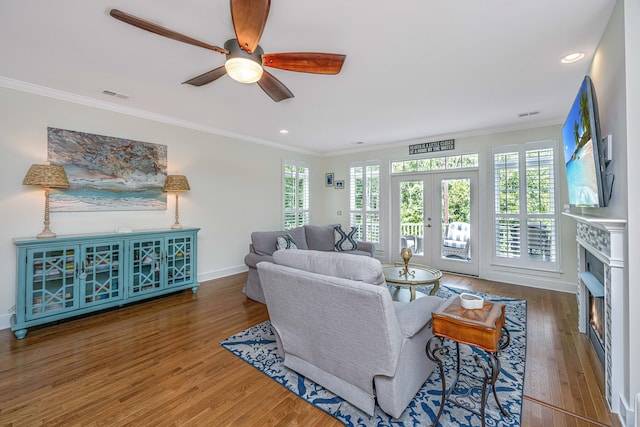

{"left": 562, "top": 76, "right": 606, "bottom": 207}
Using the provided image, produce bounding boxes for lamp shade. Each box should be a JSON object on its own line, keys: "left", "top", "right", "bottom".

{"left": 163, "top": 175, "right": 190, "bottom": 192}
{"left": 22, "top": 164, "right": 69, "bottom": 188}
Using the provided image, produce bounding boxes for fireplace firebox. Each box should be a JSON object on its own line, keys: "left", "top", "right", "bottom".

{"left": 582, "top": 250, "right": 605, "bottom": 368}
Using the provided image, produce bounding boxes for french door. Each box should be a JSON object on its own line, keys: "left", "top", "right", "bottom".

{"left": 391, "top": 171, "right": 478, "bottom": 276}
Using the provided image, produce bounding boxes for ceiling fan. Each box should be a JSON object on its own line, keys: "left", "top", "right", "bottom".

{"left": 109, "top": 0, "right": 346, "bottom": 102}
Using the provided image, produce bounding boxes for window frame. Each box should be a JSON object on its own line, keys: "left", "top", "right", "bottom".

{"left": 282, "top": 160, "right": 310, "bottom": 230}
{"left": 492, "top": 140, "right": 560, "bottom": 271}
{"left": 349, "top": 160, "right": 380, "bottom": 244}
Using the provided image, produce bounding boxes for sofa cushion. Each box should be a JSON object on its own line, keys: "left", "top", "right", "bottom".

{"left": 251, "top": 226, "right": 307, "bottom": 255}
{"left": 334, "top": 225, "right": 358, "bottom": 251}
{"left": 276, "top": 234, "right": 298, "bottom": 250}
{"left": 272, "top": 249, "right": 386, "bottom": 286}
{"left": 304, "top": 224, "right": 337, "bottom": 251}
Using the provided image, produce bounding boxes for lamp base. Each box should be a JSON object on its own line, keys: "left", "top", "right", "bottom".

{"left": 171, "top": 223, "right": 183, "bottom": 229}
{"left": 37, "top": 229, "right": 56, "bottom": 239}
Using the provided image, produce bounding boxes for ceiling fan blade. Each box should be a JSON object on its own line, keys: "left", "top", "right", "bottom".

{"left": 110, "top": 9, "right": 228, "bottom": 55}
{"left": 182, "top": 66, "right": 227, "bottom": 86}
{"left": 262, "top": 53, "right": 346, "bottom": 74}
{"left": 230, "top": 0, "right": 270, "bottom": 54}
{"left": 257, "top": 70, "right": 294, "bottom": 102}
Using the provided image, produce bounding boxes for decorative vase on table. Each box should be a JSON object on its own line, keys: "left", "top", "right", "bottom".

{"left": 400, "top": 247, "right": 412, "bottom": 276}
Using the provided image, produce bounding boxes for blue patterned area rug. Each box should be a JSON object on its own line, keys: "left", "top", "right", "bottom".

{"left": 220, "top": 286, "right": 527, "bottom": 426}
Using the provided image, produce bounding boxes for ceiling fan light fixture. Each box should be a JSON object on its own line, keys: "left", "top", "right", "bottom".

{"left": 224, "top": 39, "right": 264, "bottom": 84}
{"left": 225, "top": 57, "right": 263, "bottom": 83}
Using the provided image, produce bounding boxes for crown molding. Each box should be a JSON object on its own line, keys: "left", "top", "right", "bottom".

{"left": 0, "top": 76, "right": 318, "bottom": 156}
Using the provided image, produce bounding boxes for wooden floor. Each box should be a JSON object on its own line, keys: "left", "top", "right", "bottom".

{"left": 0, "top": 273, "right": 622, "bottom": 426}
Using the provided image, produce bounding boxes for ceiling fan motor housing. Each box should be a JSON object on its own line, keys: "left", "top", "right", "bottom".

{"left": 224, "top": 39, "right": 263, "bottom": 64}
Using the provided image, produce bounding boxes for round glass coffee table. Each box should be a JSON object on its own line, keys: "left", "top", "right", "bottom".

{"left": 383, "top": 264, "right": 442, "bottom": 301}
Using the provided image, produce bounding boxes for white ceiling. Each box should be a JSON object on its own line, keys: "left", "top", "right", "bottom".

{"left": 0, "top": 0, "right": 616, "bottom": 155}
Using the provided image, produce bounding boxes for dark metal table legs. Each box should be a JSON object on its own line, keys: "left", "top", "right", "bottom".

{"left": 425, "top": 327, "right": 512, "bottom": 427}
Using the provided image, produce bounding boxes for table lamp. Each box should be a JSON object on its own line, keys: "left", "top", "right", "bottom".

{"left": 22, "top": 163, "right": 69, "bottom": 239}
{"left": 163, "top": 174, "right": 190, "bottom": 229}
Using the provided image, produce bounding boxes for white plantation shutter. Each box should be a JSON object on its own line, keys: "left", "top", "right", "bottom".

{"left": 494, "top": 152, "right": 520, "bottom": 259}
{"left": 283, "top": 161, "right": 309, "bottom": 230}
{"left": 350, "top": 161, "right": 380, "bottom": 243}
{"left": 525, "top": 148, "right": 556, "bottom": 261}
{"left": 493, "top": 141, "right": 558, "bottom": 270}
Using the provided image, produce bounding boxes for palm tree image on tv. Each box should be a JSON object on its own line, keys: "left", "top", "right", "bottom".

{"left": 562, "top": 78, "right": 599, "bottom": 206}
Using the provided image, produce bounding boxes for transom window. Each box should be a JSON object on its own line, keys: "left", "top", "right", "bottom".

{"left": 391, "top": 153, "right": 478, "bottom": 174}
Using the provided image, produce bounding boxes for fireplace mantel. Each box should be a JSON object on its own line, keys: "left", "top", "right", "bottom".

{"left": 563, "top": 212, "right": 626, "bottom": 268}
{"left": 564, "top": 211, "right": 626, "bottom": 414}
{"left": 562, "top": 212, "right": 627, "bottom": 229}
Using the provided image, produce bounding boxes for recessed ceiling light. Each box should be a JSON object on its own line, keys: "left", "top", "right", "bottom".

{"left": 560, "top": 52, "right": 585, "bottom": 64}
{"left": 279, "top": 129, "right": 289, "bottom": 134}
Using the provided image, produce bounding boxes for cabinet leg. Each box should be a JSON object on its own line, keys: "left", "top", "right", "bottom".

{"left": 191, "top": 285, "right": 199, "bottom": 294}
{"left": 14, "top": 329, "right": 27, "bottom": 340}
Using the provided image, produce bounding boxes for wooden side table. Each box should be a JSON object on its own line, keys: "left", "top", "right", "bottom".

{"left": 426, "top": 295, "right": 511, "bottom": 427}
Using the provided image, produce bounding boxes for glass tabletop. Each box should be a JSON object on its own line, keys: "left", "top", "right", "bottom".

{"left": 382, "top": 264, "right": 442, "bottom": 284}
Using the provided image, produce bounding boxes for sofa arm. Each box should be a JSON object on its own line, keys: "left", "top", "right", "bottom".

{"left": 356, "top": 241, "right": 376, "bottom": 256}
{"left": 394, "top": 296, "right": 443, "bottom": 338}
{"left": 244, "top": 252, "right": 274, "bottom": 269}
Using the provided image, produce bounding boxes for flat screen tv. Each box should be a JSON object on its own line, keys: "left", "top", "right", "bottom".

{"left": 562, "top": 75, "right": 608, "bottom": 207}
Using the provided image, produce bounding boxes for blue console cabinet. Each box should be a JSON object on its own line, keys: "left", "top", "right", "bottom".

{"left": 11, "top": 228, "right": 199, "bottom": 339}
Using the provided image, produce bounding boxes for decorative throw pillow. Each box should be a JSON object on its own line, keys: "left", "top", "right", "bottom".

{"left": 334, "top": 225, "right": 358, "bottom": 252}
{"left": 276, "top": 234, "right": 298, "bottom": 250}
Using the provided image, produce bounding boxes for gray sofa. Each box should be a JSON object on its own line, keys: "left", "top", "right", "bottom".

{"left": 257, "top": 249, "right": 442, "bottom": 418}
{"left": 243, "top": 224, "right": 376, "bottom": 303}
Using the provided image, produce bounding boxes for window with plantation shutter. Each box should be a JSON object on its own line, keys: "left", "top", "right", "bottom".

{"left": 349, "top": 161, "right": 380, "bottom": 244}
{"left": 283, "top": 161, "right": 309, "bottom": 230}
{"left": 493, "top": 141, "right": 558, "bottom": 270}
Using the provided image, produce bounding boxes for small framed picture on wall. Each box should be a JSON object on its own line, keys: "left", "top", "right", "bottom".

{"left": 335, "top": 180, "right": 344, "bottom": 189}
{"left": 325, "top": 173, "right": 334, "bottom": 187}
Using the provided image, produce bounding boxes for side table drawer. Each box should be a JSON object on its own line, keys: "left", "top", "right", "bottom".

{"left": 432, "top": 296, "right": 505, "bottom": 352}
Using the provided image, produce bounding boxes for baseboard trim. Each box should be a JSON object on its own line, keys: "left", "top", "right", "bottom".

{"left": 619, "top": 392, "right": 634, "bottom": 427}
{"left": 0, "top": 313, "right": 10, "bottom": 332}
{"left": 483, "top": 271, "right": 577, "bottom": 294}
{"left": 198, "top": 265, "right": 248, "bottom": 283}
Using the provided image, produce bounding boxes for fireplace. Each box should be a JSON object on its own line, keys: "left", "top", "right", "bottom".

{"left": 564, "top": 212, "right": 626, "bottom": 415}
{"left": 583, "top": 250, "right": 605, "bottom": 367}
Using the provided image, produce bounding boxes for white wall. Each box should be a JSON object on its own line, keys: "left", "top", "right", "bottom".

{"left": 320, "top": 125, "right": 579, "bottom": 292}
{"left": 622, "top": 0, "right": 640, "bottom": 424}
{"left": 572, "top": 0, "right": 637, "bottom": 423}
{"left": 0, "top": 86, "right": 318, "bottom": 330}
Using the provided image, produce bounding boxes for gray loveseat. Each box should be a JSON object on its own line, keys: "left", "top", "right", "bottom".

{"left": 243, "top": 224, "right": 376, "bottom": 303}
{"left": 257, "top": 249, "right": 442, "bottom": 418}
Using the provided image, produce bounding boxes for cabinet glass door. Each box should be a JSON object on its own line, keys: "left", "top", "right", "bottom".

{"left": 130, "top": 239, "right": 163, "bottom": 295}
{"left": 26, "top": 246, "right": 78, "bottom": 319}
{"left": 81, "top": 242, "right": 123, "bottom": 307}
{"left": 166, "top": 235, "right": 193, "bottom": 288}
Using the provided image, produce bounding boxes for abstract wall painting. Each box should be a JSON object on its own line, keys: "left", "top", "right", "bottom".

{"left": 47, "top": 128, "right": 167, "bottom": 211}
